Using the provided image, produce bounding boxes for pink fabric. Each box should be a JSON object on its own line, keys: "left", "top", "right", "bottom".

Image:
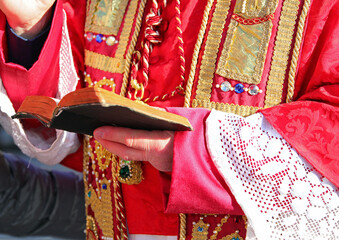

{"left": 164, "top": 107, "right": 244, "bottom": 215}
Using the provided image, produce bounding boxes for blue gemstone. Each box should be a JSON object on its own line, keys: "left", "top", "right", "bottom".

{"left": 102, "top": 184, "right": 107, "bottom": 190}
{"left": 96, "top": 34, "right": 103, "bottom": 43}
{"left": 197, "top": 227, "right": 204, "bottom": 232}
{"left": 88, "top": 191, "right": 91, "bottom": 198}
{"left": 234, "top": 83, "right": 244, "bottom": 93}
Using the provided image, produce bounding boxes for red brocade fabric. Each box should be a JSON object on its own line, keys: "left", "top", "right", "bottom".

{"left": 261, "top": 0, "right": 339, "bottom": 188}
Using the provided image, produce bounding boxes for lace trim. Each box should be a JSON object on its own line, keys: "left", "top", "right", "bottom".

{"left": 206, "top": 110, "right": 339, "bottom": 239}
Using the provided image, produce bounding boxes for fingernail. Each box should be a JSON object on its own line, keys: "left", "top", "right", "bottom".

{"left": 94, "top": 129, "right": 103, "bottom": 139}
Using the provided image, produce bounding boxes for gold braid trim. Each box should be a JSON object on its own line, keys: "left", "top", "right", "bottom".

{"left": 184, "top": 0, "right": 215, "bottom": 107}
{"left": 195, "top": 0, "right": 232, "bottom": 102}
{"left": 193, "top": 99, "right": 260, "bottom": 117}
{"left": 179, "top": 213, "right": 187, "bottom": 240}
{"left": 120, "top": 0, "right": 148, "bottom": 96}
{"left": 85, "top": 50, "right": 125, "bottom": 73}
{"left": 116, "top": 0, "right": 140, "bottom": 58}
{"left": 264, "top": 0, "right": 300, "bottom": 108}
{"left": 286, "top": 0, "right": 311, "bottom": 103}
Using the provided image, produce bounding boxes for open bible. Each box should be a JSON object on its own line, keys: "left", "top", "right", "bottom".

{"left": 12, "top": 87, "right": 193, "bottom": 135}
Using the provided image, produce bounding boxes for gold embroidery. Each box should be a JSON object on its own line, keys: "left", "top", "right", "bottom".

{"left": 85, "top": 138, "right": 114, "bottom": 238}
{"left": 110, "top": 155, "right": 128, "bottom": 239}
{"left": 192, "top": 218, "right": 209, "bottom": 240}
{"left": 195, "top": 0, "right": 232, "bottom": 102}
{"left": 85, "top": 0, "right": 129, "bottom": 35}
{"left": 87, "top": 180, "right": 114, "bottom": 237}
{"left": 84, "top": 136, "right": 128, "bottom": 239}
{"left": 184, "top": 0, "right": 215, "bottom": 107}
{"left": 84, "top": 74, "right": 117, "bottom": 91}
{"left": 85, "top": 50, "right": 125, "bottom": 73}
{"left": 264, "top": 0, "right": 300, "bottom": 108}
{"left": 192, "top": 99, "right": 260, "bottom": 117}
{"left": 95, "top": 141, "right": 112, "bottom": 171}
{"left": 221, "top": 231, "right": 244, "bottom": 240}
{"left": 242, "top": 215, "right": 248, "bottom": 229}
{"left": 86, "top": 216, "right": 99, "bottom": 240}
{"left": 210, "top": 215, "right": 230, "bottom": 240}
{"left": 217, "top": 0, "right": 278, "bottom": 85}
{"left": 286, "top": 0, "right": 311, "bottom": 103}
{"left": 115, "top": 0, "right": 140, "bottom": 58}
{"left": 120, "top": 0, "right": 148, "bottom": 96}
{"left": 85, "top": 0, "right": 141, "bottom": 77}
{"left": 234, "top": 0, "right": 278, "bottom": 18}
{"left": 216, "top": 19, "right": 273, "bottom": 84}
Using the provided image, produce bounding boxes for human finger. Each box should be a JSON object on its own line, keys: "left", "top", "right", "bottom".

{"left": 96, "top": 137, "right": 147, "bottom": 162}
{"left": 93, "top": 126, "right": 169, "bottom": 151}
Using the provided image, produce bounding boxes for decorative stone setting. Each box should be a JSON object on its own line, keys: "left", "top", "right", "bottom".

{"left": 248, "top": 85, "right": 260, "bottom": 95}
{"left": 84, "top": 32, "right": 119, "bottom": 46}
{"left": 119, "top": 165, "right": 130, "bottom": 179}
{"left": 216, "top": 81, "right": 262, "bottom": 96}
{"left": 234, "top": 83, "right": 244, "bottom": 93}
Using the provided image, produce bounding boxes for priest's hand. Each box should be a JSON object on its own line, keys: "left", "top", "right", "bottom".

{"left": 0, "top": 0, "right": 55, "bottom": 39}
{"left": 93, "top": 126, "right": 175, "bottom": 172}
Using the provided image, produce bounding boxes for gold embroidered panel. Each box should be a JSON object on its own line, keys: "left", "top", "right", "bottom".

{"left": 186, "top": 0, "right": 306, "bottom": 115}
{"left": 216, "top": 19, "right": 272, "bottom": 84}
{"left": 85, "top": 0, "right": 130, "bottom": 35}
{"left": 216, "top": 0, "right": 278, "bottom": 85}
{"left": 194, "top": 0, "right": 232, "bottom": 102}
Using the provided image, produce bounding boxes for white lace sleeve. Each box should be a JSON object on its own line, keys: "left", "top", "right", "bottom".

{"left": 206, "top": 109, "right": 339, "bottom": 240}
{"left": 0, "top": 10, "right": 80, "bottom": 165}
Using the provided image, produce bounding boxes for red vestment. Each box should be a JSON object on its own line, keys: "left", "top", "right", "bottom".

{"left": 0, "top": 0, "right": 337, "bottom": 239}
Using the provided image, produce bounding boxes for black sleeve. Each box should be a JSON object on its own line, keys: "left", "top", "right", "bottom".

{"left": 0, "top": 152, "right": 85, "bottom": 239}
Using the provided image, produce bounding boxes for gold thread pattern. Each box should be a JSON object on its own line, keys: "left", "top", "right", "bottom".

{"left": 216, "top": 0, "right": 278, "bottom": 85}
{"left": 221, "top": 231, "right": 244, "bottom": 240}
{"left": 86, "top": 216, "right": 99, "bottom": 240}
{"left": 234, "top": 0, "right": 278, "bottom": 18}
{"left": 85, "top": 50, "right": 125, "bottom": 73}
{"left": 84, "top": 136, "right": 128, "bottom": 240}
{"left": 184, "top": 0, "right": 215, "bottom": 107}
{"left": 192, "top": 99, "right": 260, "bottom": 117}
{"left": 85, "top": 0, "right": 129, "bottom": 35}
{"left": 195, "top": 0, "right": 232, "bottom": 101}
{"left": 115, "top": 0, "right": 140, "bottom": 58}
{"left": 192, "top": 218, "right": 209, "bottom": 240}
{"left": 286, "top": 0, "right": 311, "bottom": 103}
{"left": 216, "top": 19, "right": 273, "bottom": 85}
{"left": 264, "top": 0, "right": 300, "bottom": 108}
{"left": 110, "top": 155, "right": 128, "bottom": 239}
{"left": 120, "top": 0, "right": 147, "bottom": 96}
{"left": 210, "top": 215, "right": 230, "bottom": 240}
{"left": 87, "top": 179, "right": 114, "bottom": 237}
{"left": 84, "top": 73, "right": 117, "bottom": 91}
